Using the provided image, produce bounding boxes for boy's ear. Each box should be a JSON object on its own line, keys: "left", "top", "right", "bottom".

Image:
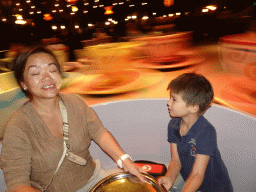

{"left": 189, "top": 104, "right": 200, "bottom": 114}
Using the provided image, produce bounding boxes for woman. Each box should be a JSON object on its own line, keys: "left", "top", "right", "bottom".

{"left": 0, "top": 45, "right": 145, "bottom": 192}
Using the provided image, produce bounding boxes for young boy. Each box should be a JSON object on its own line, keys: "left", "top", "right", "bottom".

{"left": 158, "top": 73, "right": 233, "bottom": 192}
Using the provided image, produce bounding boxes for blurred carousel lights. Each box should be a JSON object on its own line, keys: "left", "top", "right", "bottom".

{"left": 31, "top": 6, "right": 35, "bottom": 8}
{"left": 88, "top": 23, "right": 94, "bottom": 27}
{"left": 84, "top": 2, "right": 89, "bottom": 5}
{"left": 142, "top": 16, "right": 149, "bottom": 20}
{"left": 75, "top": 25, "right": 79, "bottom": 28}
{"left": 104, "top": 6, "right": 114, "bottom": 15}
{"left": 71, "top": 6, "right": 78, "bottom": 12}
{"left": 19, "top": 8, "right": 23, "bottom": 11}
{"left": 83, "top": 10, "right": 88, "bottom": 13}
{"left": 59, "top": 9, "right": 63, "bottom": 12}
{"left": 65, "top": 0, "right": 78, "bottom": 4}
{"left": 55, "top": 4, "right": 59, "bottom": 7}
{"left": 105, "top": 21, "right": 110, "bottom": 25}
{"left": 15, "top": 14, "right": 27, "bottom": 25}
{"left": 61, "top": 25, "right": 66, "bottom": 29}
{"left": 16, "top": 3, "right": 20, "bottom": 6}
{"left": 37, "top": 11, "right": 42, "bottom": 14}
{"left": 26, "top": 0, "right": 31, "bottom": 3}
{"left": 2, "top": 18, "right": 7, "bottom": 22}
{"left": 52, "top": 10, "right": 57, "bottom": 13}
{"left": 176, "top": 12, "right": 181, "bottom": 15}
{"left": 152, "top": 12, "right": 156, "bottom": 16}
{"left": 52, "top": 25, "right": 57, "bottom": 30}
{"left": 29, "top": 11, "right": 34, "bottom": 15}
{"left": 206, "top": 5, "right": 217, "bottom": 11}
{"left": 202, "top": 5, "right": 217, "bottom": 13}
{"left": 44, "top": 13, "right": 53, "bottom": 21}
{"left": 129, "top": 4, "right": 134, "bottom": 7}
{"left": 119, "top": 2, "right": 124, "bottom": 5}
{"left": 168, "top": 13, "right": 174, "bottom": 17}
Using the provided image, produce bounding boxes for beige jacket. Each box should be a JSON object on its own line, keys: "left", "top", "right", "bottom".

{"left": 0, "top": 93, "right": 108, "bottom": 192}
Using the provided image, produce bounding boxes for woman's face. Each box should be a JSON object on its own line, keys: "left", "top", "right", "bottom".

{"left": 21, "top": 52, "right": 61, "bottom": 101}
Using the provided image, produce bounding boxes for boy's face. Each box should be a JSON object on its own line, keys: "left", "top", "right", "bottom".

{"left": 167, "top": 92, "right": 193, "bottom": 118}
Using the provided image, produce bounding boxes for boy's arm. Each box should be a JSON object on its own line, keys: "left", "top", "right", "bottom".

{"left": 158, "top": 143, "right": 182, "bottom": 190}
{"left": 181, "top": 154, "right": 210, "bottom": 192}
{"left": 166, "top": 143, "right": 182, "bottom": 182}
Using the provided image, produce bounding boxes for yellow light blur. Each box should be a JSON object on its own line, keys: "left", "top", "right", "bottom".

{"left": 142, "top": 16, "right": 149, "bottom": 20}
{"left": 88, "top": 23, "right": 94, "bottom": 27}
{"left": 132, "top": 15, "right": 137, "bottom": 19}
{"left": 75, "top": 25, "right": 79, "bottom": 28}
{"left": 202, "top": 8, "right": 209, "bottom": 13}
{"left": 52, "top": 26, "right": 57, "bottom": 30}
{"left": 61, "top": 25, "right": 65, "bottom": 29}
{"left": 105, "top": 21, "right": 110, "bottom": 25}
{"left": 72, "top": 6, "right": 78, "bottom": 12}
{"left": 152, "top": 12, "right": 156, "bottom": 15}
{"left": 176, "top": 12, "right": 181, "bottom": 15}
{"left": 206, "top": 5, "right": 217, "bottom": 10}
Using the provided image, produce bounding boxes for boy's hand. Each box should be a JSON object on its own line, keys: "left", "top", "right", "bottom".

{"left": 157, "top": 176, "right": 173, "bottom": 191}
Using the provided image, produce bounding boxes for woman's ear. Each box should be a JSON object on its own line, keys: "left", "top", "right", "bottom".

{"left": 20, "top": 82, "right": 27, "bottom": 91}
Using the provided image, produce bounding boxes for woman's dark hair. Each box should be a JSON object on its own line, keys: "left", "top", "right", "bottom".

{"left": 12, "top": 45, "right": 62, "bottom": 96}
{"left": 167, "top": 73, "right": 214, "bottom": 113}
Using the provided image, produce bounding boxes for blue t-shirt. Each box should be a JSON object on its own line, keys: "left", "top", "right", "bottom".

{"left": 168, "top": 116, "right": 233, "bottom": 192}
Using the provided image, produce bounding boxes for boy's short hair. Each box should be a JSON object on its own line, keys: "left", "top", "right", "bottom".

{"left": 167, "top": 73, "right": 214, "bottom": 113}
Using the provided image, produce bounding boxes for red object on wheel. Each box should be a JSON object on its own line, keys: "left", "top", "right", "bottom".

{"left": 134, "top": 160, "right": 167, "bottom": 178}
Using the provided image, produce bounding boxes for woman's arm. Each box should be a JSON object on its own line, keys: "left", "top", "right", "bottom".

{"left": 158, "top": 143, "right": 182, "bottom": 190}
{"left": 181, "top": 154, "right": 210, "bottom": 192}
{"left": 95, "top": 131, "right": 146, "bottom": 182}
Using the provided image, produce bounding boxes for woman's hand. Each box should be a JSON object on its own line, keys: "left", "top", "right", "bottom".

{"left": 122, "top": 158, "right": 147, "bottom": 182}
{"left": 157, "top": 176, "right": 173, "bottom": 191}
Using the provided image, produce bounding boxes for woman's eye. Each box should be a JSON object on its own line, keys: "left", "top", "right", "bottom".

{"left": 31, "top": 72, "right": 39, "bottom": 76}
{"left": 50, "top": 69, "right": 57, "bottom": 73}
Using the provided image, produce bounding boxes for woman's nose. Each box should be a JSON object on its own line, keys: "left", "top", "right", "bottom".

{"left": 41, "top": 71, "right": 51, "bottom": 81}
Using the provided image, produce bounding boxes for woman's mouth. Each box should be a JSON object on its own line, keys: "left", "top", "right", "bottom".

{"left": 43, "top": 84, "right": 55, "bottom": 90}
